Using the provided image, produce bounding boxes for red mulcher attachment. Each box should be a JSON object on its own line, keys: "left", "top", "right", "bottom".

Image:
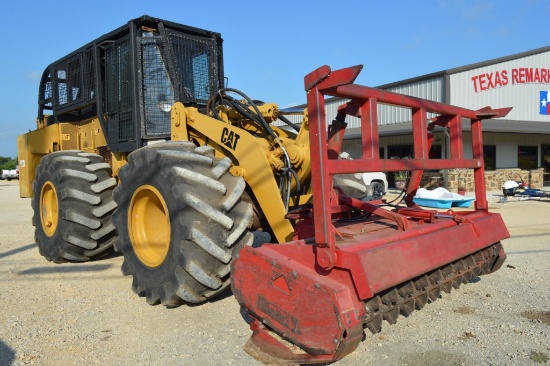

{"left": 231, "top": 65, "right": 510, "bottom": 364}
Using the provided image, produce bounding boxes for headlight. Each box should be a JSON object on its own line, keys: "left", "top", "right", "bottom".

{"left": 158, "top": 101, "right": 172, "bottom": 113}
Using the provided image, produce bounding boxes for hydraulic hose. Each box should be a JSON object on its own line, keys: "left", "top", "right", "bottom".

{"left": 277, "top": 115, "right": 301, "bottom": 132}
{"left": 208, "top": 88, "right": 301, "bottom": 211}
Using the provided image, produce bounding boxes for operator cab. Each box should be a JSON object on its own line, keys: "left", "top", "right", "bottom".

{"left": 36, "top": 15, "right": 224, "bottom": 152}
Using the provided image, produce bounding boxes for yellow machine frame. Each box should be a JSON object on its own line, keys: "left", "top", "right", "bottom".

{"left": 18, "top": 103, "right": 312, "bottom": 243}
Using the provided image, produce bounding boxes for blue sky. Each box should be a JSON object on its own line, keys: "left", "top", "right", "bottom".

{"left": 1, "top": 0, "right": 549, "bottom": 158}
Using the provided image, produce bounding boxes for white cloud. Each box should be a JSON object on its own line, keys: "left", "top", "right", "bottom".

{"left": 437, "top": 0, "right": 495, "bottom": 22}
{"left": 461, "top": 1, "right": 494, "bottom": 22}
{"left": 492, "top": 26, "right": 510, "bottom": 39}
{"left": 403, "top": 37, "right": 424, "bottom": 50}
{"left": 25, "top": 71, "right": 41, "bottom": 83}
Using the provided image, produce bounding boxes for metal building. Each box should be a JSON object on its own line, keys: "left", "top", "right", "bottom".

{"left": 282, "top": 46, "right": 550, "bottom": 189}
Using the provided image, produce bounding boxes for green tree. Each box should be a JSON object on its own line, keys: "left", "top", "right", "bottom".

{"left": 0, "top": 156, "right": 17, "bottom": 170}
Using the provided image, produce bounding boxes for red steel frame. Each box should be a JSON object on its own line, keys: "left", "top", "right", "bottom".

{"left": 305, "top": 65, "right": 511, "bottom": 271}
{"left": 231, "top": 65, "right": 510, "bottom": 364}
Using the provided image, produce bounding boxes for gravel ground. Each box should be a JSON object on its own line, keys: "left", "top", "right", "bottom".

{"left": 1, "top": 179, "right": 549, "bottom": 366}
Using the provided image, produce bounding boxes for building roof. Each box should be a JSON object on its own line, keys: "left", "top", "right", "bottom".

{"left": 377, "top": 45, "right": 550, "bottom": 90}
{"left": 341, "top": 119, "right": 550, "bottom": 139}
{"left": 290, "top": 46, "right": 550, "bottom": 108}
{"left": 281, "top": 46, "right": 550, "bottom": 136}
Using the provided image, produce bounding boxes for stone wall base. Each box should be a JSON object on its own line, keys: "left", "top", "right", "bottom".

{"left": 418, "top": 168, "right": 545, "bottom": 192}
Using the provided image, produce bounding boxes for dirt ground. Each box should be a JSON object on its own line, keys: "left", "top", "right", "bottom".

{"left": 1, "top": 179, "right": 549, "bottom": 366}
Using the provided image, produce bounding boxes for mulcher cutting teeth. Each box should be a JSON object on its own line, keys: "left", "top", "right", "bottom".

{"left": 364, "top": 243, "right": 503, "bottom": 334}
{"left": 232, "top": 65, "right": 510, "bottom": 364}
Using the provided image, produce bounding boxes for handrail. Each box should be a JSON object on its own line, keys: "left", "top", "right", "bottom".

{"left": 305, "top": 65, "right": 511, "bottom": 270}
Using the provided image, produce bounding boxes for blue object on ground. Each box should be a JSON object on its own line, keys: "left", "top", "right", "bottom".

{"left": 413, "top": 187, "right": 475, "bottom": 209}
{"left": 516, "top": 189, "right": 550, "bottom": 198}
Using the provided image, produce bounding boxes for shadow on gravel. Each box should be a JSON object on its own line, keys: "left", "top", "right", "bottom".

{"left": 187, "top": 286, "right": 234, "bottom": 307}
{"left": 400, "top": 350, "right": 468, "bottom": 366}
{"left": 0, "top": 184, "right": 18, "bottom": 188}
{"left": 209, "top": 287, "right": 235, "bottom": 303}
{"left": 506, "top": 249, "right": 550, "bottom": 254}
{"left": 18, "top": 263, "right": 113, "bottom": 275}
{"left": 521, "top": 310, "right": 550, "bottom": 326}
{"left": 0, "top": 338, "right": 15, "bottom": 365}
{"left": 0, "top": 243, "right": 37, "bottom": 259}
{"left": 90, "top": 249, "right": 122, "bottom": 261}
{"left": 507, "top": 232, "right": 550, "bottom": 240}
{"left": 0, "top": 241, "right": 121, "bottom": 262}
{"left": 469, "top": 276, "right": 481, "bottom": 283}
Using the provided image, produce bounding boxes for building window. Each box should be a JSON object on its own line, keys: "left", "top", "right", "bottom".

{"left": 340, "top": 143, "right": 384, "bottom": 159}
{"left": 388, "top": 145, "right": 412, "bottom": 159}
{"left": 388, "top": 144, "right": 441, "bottom": 159}
{"left": 518, "top": 146, "right": 538, "bottom": 170}
{"left": 484, "top": 145, "right": 496, "bottom": 170}
{"left": 429, "top": 145, "right": 442, "bottom": 159}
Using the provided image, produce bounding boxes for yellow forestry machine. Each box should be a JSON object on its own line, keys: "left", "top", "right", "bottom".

{"left": 19, "top": 16, "right": 511, "bottom": 363}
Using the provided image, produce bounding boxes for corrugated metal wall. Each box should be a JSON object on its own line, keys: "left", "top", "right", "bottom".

{"left": 380, "top": 77, "right": 445, "bottom": 124}
{"left": 342, "top": 134, "right": 446, "bottom": 159}
{"left": 341, "top": 139, "right": 363, "bottom": 158}
{"left": 449, "top": 51, "right": 550, "bottom": 122}
{"left": 277, "top": 50, "right": 550, "bottom": 175}
{"left": 343, "top": 132, "right": 550, "bottom": 169}
{"left": 281, "top": 51, "right": 550, "bottom": 127}
{"left": 277, "top": 76, "right": 445, "bottom": 128}
{"left": 293, "top": 76, "right": 446, "bottom": 160}
{"left": 483, "top": 132, "right": 550, "bottom": 168}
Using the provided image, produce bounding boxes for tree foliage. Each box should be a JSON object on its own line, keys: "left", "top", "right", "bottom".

{"left": 0, "top": 156, "right": 17, "bottom": 170}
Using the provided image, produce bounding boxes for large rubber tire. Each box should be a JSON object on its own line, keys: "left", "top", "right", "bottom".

{"left": 112, "top": 141, "right": 253, "bottom": 307}
{"left": 333, "top": 153, "right": 369, "bottom": 199}
{"left": 32, "top": 151, "right": 118, "bottom": 263}
{"left": 333, "top": 172, "right": 368, "bottom": 199}
{"left": 370, "top": 181, "right": 385, "bottom": 200}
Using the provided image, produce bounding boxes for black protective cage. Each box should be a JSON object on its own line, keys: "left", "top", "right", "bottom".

{"left": 37, "top": 15, "right": 224, "bottom": 153}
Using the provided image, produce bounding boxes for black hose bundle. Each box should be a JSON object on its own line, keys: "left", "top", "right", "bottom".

{"left": 207, "top": 88, "right": 300, "bottom": 211}
{"left": 207, "top": 88, "right": 276, "bottom": 140}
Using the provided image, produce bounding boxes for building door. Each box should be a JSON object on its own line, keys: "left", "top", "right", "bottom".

{"left": 542, "top": 145, "right": 550, "bottom": 186}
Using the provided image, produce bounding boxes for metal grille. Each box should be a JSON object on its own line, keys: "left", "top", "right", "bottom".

{"left": 41, "top": 75, "right": 53, "bottom": 108}
{"left": 104, "top": 37, "right": 134, "bottom": 141}
{"left": 168, "top": 30, "right": 216, "bottom": 104}
{"left": 97, "top": 145, "right": 112, "bottom": 165}
{"left": 54, "top": 55, "right": 82, "bottom": 106}
{"left": 140, "top": 34, "right": 174, "bottom": 136}
{"left": 83, "top": 49, "right": 95, "bottom": 101}
{"left": 118, "top": 39, "right": 133, "bottom": 140}
{"left": 40, "top": 47, "right": 96, "bottom": 120}
{"left": 104, "top": 44, "right": 117, "bottom": 113}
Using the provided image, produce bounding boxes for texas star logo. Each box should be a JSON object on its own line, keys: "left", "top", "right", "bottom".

{"left": 540, "top": 91, "right": 550, "bottom": 115}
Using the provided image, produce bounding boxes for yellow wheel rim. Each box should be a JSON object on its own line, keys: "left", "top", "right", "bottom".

{"left": 40, "top": 181, "right": 59, "bottom": 237}
{"left": 128, "top": 185, "right": 171, "bottom": 268}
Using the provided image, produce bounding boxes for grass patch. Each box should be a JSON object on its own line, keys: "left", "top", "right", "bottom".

{"left": 453, "top": 306, "right": 476, "bottom": 315}
{"left": 530, "top": 351, "right": 550, "bottom": 363}
{"left": 521, "top": 310, "right": 550, "bottom": 326}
